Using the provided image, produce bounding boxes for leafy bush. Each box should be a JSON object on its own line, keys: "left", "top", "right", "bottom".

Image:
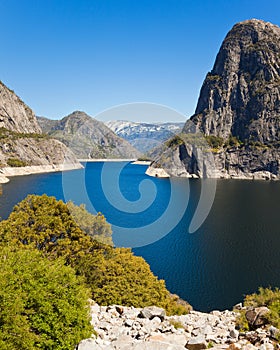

{"left": 67, "top": 201, "right": 113, "bottom": 245}
{"left": 0, "top": 246, "right": 92, "bottom": 350}
{"left": 137, "top": 156, "right": 151, "bottom": 161}
{"left": 205, "top": 135, "right": 224, "bottom": 148}
{"left": 169, "top": 319, "right": 184, "bottom": 329}
{"left": 74, "top": 247, "right": 191, "bottom": 315}
{"left": 165, "top": 135, "right": 184, "bottom": 148}
{"left": 227, "top": 135, "right": 242, "bottom": 147}
{"left": 7, "top": 157, "right": 27, "bottom": 167}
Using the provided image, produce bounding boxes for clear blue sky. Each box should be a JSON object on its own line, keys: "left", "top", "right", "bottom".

{"left": 1, "top": 0, "right": 280, "bottom": 122}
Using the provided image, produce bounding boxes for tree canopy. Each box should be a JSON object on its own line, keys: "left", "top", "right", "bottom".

{"left": 0, "top": 194, "right": 191, "bottom": 316}
{"left": 67, "top": 200, "right": 113, "bottom": 245}
{"left": 0, "top": 246, "right": 92, "bottom": 350}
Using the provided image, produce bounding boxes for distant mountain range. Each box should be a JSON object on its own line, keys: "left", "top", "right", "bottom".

{"left": 37, "top": 112, "right": 140, "bottom": 159}
{"left": 105, "top": 120, "right": 185, "bottom": 153}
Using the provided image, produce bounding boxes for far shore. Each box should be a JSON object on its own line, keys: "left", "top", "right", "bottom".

{"left": 0, "top": 163, "right": 83, "bottom": 184}
{"left": 78, "top": 158, "right": 137, "bottom": 162}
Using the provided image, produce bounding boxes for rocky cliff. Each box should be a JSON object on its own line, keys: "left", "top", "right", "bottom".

{"left": 0, "top": 81, "right": 41, "bottom": 134}
{"left": 148, "top": 19, "right": 280, "bottom": 180}
{"left": 0, "top": 81, "right": 81, "bottom": 183}
{"left": 38, "top": 112, "right": 141, "bottom": 159}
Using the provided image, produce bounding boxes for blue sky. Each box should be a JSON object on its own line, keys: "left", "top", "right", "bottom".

{"left": 1, "top": 0, "right": 280, "bottom": 122}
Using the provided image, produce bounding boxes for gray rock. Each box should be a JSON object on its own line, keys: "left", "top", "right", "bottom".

{"left": 233, "top": 303, "right": 243, "bottom": 310}
{"left": 245, "top": 307, "right": 270, "bottom": 327}
{"left": 125, "top": 319, "right": 134, "bottom": 327}
{"left": 269, "top": 325, "right": 279, "bottom": 339}
{"left": 140, "top": 306, "right": 166, "bottom": 321}
{"left": 259, "top": 344, "right": 274, "bottom": 350}
{"left": 186, "top": 335, "right": 207, "bottom": 350}
{"left": 229, "top": 329, "right": 239, "bottom": 339}
{"left": 130, "top": 342, "right": 186, "bottom": 349}
{"left": 77, "top": 338, "right": 102, "bottom": 350}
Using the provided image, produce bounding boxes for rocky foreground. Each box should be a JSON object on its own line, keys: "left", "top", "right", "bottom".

{"left": 77, "top": 302, "right": 279, "bottom": 350}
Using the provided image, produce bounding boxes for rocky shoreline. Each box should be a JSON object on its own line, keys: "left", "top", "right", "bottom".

{"left": 77, "top": 302, "right": 279, "bottom": 350}
{"left": 0, "top": 163, "right": 83, "bottom": 184}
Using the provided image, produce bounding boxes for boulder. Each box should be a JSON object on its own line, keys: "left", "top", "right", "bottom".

{"left": 186, "top": 335, "right": 207, "bottom": 350}
{"left": 245, "top": 307, "right": 270, "bottom": 327}
{"left": 140, "top": 306, "right": 166, "bottom": 321}
{"left": 268, "top": 325, "right": 279, "bottom": 339}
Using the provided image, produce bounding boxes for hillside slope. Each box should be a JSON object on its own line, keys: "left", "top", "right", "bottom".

{"left": 0, "top": 81, "right": 80, "bottom": 182}
{"left": 38, "top": 112, "right": 141, "bottom": 159}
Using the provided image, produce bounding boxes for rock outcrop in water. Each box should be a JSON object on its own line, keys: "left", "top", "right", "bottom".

{"left": 147, "top": 19, "right": 280, "bottom": 180}
{"left": 0, "top": 81, "right": 81, "bottom": 183}
{"left": 38, "top": 112, "right": 140, "bottom": 159}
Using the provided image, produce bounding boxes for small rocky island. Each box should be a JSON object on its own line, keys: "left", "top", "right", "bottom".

{"left": 147, "top": 19, "right": 280, "bottom": 180}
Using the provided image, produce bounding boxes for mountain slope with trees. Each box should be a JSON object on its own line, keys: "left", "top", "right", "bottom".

{"left": 38, "top": 112, "right": 141, "bottom": 159}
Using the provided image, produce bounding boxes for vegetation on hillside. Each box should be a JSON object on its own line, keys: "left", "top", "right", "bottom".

{"left": 0, "top": 127, "right": 48, "bottom": 141}
{"left": 0, "top": 195, "right": 191, "bottom": 332}
{"left": 236, "top": 287, "right": 280, "bottom": 339}
{"left": 0, "top": 246, "right": 92, "bottom": 350}
{"left": 6, "top": 157, "right": 28, "bottom": 167}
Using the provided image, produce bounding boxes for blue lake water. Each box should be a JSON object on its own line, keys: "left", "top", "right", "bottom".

{"left": 0, "top": 161, "right": 279, "bottom": 312}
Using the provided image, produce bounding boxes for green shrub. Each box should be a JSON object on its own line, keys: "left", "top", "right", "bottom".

{"left": 0, "top": 246, "right": 92, "bottom": 350}
{"left": 206, "top": 73, "right": 221, "bottom": 81}
{"left": 74, "top": 247, "right": 191, "bottom": 315}
{"left": 165, "top": 135, "right": 184, "bottom": 148}
{"left": 7, "top": 157, "right": 27, "bottom": 167}
{"left": 227, "top": 135, "right": 242, "bottom": 147}
{"left": 205, "top": 135, "right": 224, "bottom": 148}
{"left": 169, "top": 319, "right": 184, "bottom": 329}
{"left": 137, "top": 156, "right": 151, "bottom": 161}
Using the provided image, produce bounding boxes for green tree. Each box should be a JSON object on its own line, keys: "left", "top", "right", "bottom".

{"left": 0, "top": 246, "right": 92, "bottom": 350}
{"left": 0, "top": 194, "right": 104, "bottom": 263}
{"left": 74, "top": 247, "right": 191, "bottom": 315}
{"left": 0, "top": 194, "right": 191, "bottom": 315}
{"left": 67, "top": 201, "right": 113, "bottom": 245}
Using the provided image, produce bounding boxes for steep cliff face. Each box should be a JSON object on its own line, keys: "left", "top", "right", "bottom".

{"left": 0, "top": 81, "right": 41, "bottom": 134}
{"left": 187, "top": 19, "right": 280, "bottom": 146}
{"left": 0, "top": 81, "right": 81, "bottom": 181}
{"left": 148, "top": 19, "right": 280, "bottom": 180}
{"left": 38, "top": 112, "right": 141, "bottom": 159}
